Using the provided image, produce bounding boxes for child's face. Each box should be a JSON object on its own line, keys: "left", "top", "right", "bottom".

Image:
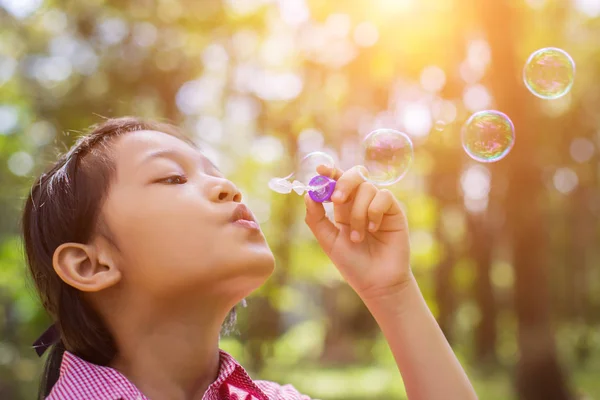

{"left": 100, "top": 130, "right": 275, "bottom": 302}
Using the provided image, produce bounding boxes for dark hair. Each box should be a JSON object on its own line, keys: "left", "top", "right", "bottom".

{"left": 22, "top": 117, "right": 238, "bottom": 399}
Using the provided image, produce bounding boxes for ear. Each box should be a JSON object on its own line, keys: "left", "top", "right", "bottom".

{"left": 53, "top": 242, "right": 121, "bottom": 292}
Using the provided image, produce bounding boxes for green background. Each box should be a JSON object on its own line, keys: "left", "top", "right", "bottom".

{"left": 1, "top": 0, "right": 599, "bottom": 399}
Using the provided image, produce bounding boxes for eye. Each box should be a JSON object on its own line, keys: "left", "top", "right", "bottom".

{"left": 157, "top": 174, "right": 188, "bottom": 185}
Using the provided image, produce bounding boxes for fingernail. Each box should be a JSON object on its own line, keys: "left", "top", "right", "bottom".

{"left": 368, "top": 222, "right": 376, "bottom": 232}
{"left": 332, "top": 191, "right": 343, "bottom": 201}
{"left": 351, "top": 230, "right": 360, "bottom": 242}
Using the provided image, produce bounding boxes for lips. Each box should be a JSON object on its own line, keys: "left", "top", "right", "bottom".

{"left": 230, "top": 203, "right": 256, "bottom": 224}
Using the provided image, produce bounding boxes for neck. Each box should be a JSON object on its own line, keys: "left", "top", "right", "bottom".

{"left": 109, "top": 295, "right": 231, "bottom": 400}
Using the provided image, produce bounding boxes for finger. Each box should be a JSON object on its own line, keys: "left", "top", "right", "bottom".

{"left": 316, "top": 164, "right": 343, "bottom": 180}
{"left": 349, "top": 182, "right": 377, "bottom": 242}
{"left": 367, "top": 189, "right": 396, "bottom": 232}
{"left": 330, "top": 166, "right": 367, "bottom": 204}
{"left": 304, "top": 193, "right": 338, "bottom": 253}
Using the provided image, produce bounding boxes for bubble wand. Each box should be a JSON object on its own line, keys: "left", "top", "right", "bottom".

{"left": 269, "top": 129, "right": 414, "bottom": 202}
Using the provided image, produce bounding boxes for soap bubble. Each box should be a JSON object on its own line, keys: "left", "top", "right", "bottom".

{"left": 268, "top": 151, "right": 335, "bottom": 197}
{"left": 434, "top": 120, "right": 446, "bottom": 131}
{"left": 461, "top": 110, "right": 515, "bottom": 163}
{"left": 524, "top": 47, "right": 575, "bottom": 99}
{"left": 297, "top": 151, "right": 335, "bottom": 185}
{"left": 359, "top": 129, "right": 414, "bottom": 186}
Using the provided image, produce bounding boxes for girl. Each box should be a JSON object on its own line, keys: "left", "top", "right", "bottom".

{"left": 24, "top": 117, "right": 477, "bottom": 400}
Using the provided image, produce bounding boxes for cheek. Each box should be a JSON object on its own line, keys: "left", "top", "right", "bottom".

{"left": 105, "top": 192, "right": 222, "bottom": 282}
{"left": 117, "top": 219, "right": 226, "bottom": 293}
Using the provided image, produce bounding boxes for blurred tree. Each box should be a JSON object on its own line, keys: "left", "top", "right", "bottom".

{"left": 1, "top": 0, "right": 600, "bottom": 398}
{"left": 430, "top": 148, "right": 461, "bottom": 343}
{"left": 468, "top": 210, "right": 498, "bottom": 367}
{"left": 479, "top": 0, "right": 573, "bottom": 398}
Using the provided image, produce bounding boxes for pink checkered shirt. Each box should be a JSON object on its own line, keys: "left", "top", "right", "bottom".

{"left": 47, "top": 349, "right": 312, "bottom": 400}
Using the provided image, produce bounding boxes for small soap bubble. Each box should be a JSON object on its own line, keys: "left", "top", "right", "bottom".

{"left": 524, "top": 47, "right": 575, "bottom": 99}
{"left": 297, "top": 151, "right": 335, "bottom": 186}
{"left": 268, "top": 152, "right": 335, "bottom": 197}
{"left": 434, "top": 120, "right": 446, "bottom": 131}
{"left": 461, "top": 110, "right": 515, "bottom": 163}
{"left": 359, "top": 129, "right": 413, "bottom": 186}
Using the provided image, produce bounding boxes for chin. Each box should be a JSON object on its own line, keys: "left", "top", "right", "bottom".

{"left": 218, "top": 252, "right": 274, "bottom": 302}
{"left": 248, "top": 249, "right": 276, "bottom": 278}
{"left": 223, "top": 242, "right": 274, "bottom": 274}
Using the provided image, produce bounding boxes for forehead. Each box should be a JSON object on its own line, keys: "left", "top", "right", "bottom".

{"left": 109, "top": 130, "right": 221, "bottom": 179}
{"left": 113, "top": 130, "right": 196, "bottom": 159}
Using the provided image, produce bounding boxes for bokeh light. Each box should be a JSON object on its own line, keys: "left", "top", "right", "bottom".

{"left": 461, "top": 164, "right": 491, "bottom": 213}
{"left": 7, "top": 152, "right": 34, "bottom": 176}
{"left": 132, "top": 22, "right": 158, "bottom": 48}
{"left": 195, "top": 116, "right": 223, "bottom": 144}
{"left": 96, "top": 18, "right": 129, "bottom": 46}
{"left": 553, "top": 167, "right": 579, "bottom": 194}
{"left": 573, "top": 0, "right": 600, "bottom": 18}
{"left": 353, "top": 22, "right": 379, "bottom": 47}
{"left": 297, "top": 128, "right": 325, "bottom": 155}
{"left": 431, "top": 99, "right": 458, "bottom": 126}
{"left": 40, "top": 9, "right": 68, "bottom": 34}
{"left": 420, "top": 66, "right": 446, "bottom": 93}
{"left": 0, "top": 106, "right": 19, "bottom": 135}
{"left": 0, "top": 0, "right": 42, "bottom": 19}
{"left": 251, "top": 136, "right": 285, "bottom": 164}
{"left": 277, "top": 0, "right": 310, "bottom": 26}
{"left": 463, "top": 84, "right": 492, "bottom": 112}
{"left": 202, "top": 44, "right": 230, "bottom": 71}
{"left": 27, "top": 121, "right": 56, "bottom": 147}
{"left": 0, "top": 56, "right": 17, "bottom": 85}
{"left": 570, "top": 138, "right": 595, "bottom": 163}
{"left": 325, "top": 14, "right": 352, "bottom": 38}
{"left": 401, "top": 103, "right": 433, "bottom": 138}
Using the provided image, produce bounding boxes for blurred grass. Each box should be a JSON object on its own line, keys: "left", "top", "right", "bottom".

{"left": 256, "top": 362, "right": 600, "bottom": 400}
{"left": 220, "top": 336, "right": 600, "bottom": 400}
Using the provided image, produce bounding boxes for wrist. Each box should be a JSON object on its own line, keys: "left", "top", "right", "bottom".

{"left": 358, "top": 270, "right": 418, "bottom": 310}
{"left": 361, "top": 276, "right": 429, "bottom": 331}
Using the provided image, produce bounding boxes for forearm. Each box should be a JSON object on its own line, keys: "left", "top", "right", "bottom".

{"left": 362, "top": 274, "right": 478, "bottom": 400}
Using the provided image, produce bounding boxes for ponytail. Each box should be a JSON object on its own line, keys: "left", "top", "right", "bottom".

{"left": 38, "top": 341, "right": 66, "bottom": 399}
{"left": 33, "top": 324, "right": 63, "bottom": 399}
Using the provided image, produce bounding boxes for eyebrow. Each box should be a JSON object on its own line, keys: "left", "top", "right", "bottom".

{"left": 140, "top": 148, "right": 221, "bottom": 173}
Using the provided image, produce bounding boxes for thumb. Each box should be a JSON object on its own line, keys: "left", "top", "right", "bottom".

{"left": 304, "top": 194, "right": 338, "bottom": 254}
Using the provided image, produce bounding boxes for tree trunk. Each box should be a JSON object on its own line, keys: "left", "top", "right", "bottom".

{"left": 478, "top": 1, "right": 573, "bottom": 398}
{"left": 320, "top": 283, "right": 378, "bottom": 365}
{"left": 430, "top": 167, "right": 460, "bottom": 343}
{"left": 433, "top": 241, "right": 457, "bottom": 342}
{"left": 468, "top": 212, "right": 497, "bottom": 367}
{"left": 569, "top": 186, "right": 594, "bottom": 367}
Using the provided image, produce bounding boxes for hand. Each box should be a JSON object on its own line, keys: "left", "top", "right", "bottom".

{"left": 304, "top": 165, "right": 412, "bottom": 300}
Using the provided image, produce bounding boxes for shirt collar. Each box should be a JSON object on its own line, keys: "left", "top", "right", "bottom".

{"left": 54, "top": 349, "right": 268, "bottom": 400}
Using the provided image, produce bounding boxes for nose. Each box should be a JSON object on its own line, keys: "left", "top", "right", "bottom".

{"left": 210, "top": 179, "right": 242, "bottom": 203}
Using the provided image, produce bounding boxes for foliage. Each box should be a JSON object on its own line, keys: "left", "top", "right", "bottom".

{"left": 1, "top": 0, "right": 600, "bottom": 399}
